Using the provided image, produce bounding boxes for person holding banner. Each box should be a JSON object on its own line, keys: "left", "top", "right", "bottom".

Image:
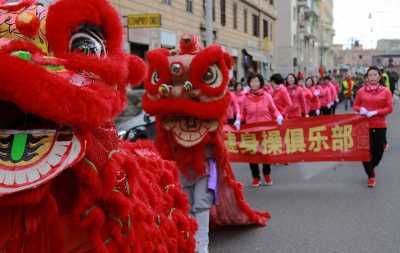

{"left": 353, "top": 66, "right": 393, "bottom": 188}
{"left": 299, "top": 77, "right": 313, "bottom": 117}
{"left": 326, "top": 76, "right": 339, "bottom": 115}
{"left": 305, "top": 77, "right": 322, "bottom": 116}
{"left": 242, "top": 73, "right": 283, "bottom": 187}
{"left": 320, "top": 77, "right": 333, "bottom": 115}
{"left": 285, "top": 73, "right": 307, "bottom": 119}
{"left": 270, "top": 73, "right": 292, "bottom": 118}
{"left": 227, "top": 90, "right": 241, "bottom": 129}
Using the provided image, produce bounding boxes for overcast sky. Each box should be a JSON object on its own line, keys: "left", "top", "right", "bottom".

{"left": 333, "top": 0, "right": 400, "bottom": 49}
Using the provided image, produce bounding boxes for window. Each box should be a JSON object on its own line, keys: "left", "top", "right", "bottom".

{"left": 220, "top": 0, "right": 226, "bottom": 26}
{"left": 244, "top": 9, "right": 248, "bottom": 33}
{"left": 252, "top": 14, "right": 260, "bottom": 37}
{"left": 186, "top": 0, "right": 193, "bottom": 13}
{"left": 163, "top": 0, "right": 172, "bottom": 5}
{"left": 213, "top": 0, "right": 215, "bottom": 21}
{"left": 233, "top": 2, "right": 237, "bottom": 29}
{"left": 270, "top": 23, "right": 273, "bottom": 40}
{"left": 263, "top": 19, "right": 269, "bottom": 38}
{"left": 202, "top": 0, "right": 215, "bottom": 21}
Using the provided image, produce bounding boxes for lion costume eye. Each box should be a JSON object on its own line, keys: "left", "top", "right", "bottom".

{"left": 69, "top": 24, "right": 106, "bottom": 57}
{"left": 202, "top": 65, "right": 222, "bottom": 88}
{"left": 151, "top": 71, "right": 160, "bottom": 85}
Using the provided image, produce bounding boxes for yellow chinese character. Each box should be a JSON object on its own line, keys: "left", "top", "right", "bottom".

{"left": 308, "top": 126, "right": 330, "bottom": 152}
{"left": 284, "top": 128, "right": 306, "bottom": 154}
{"left": 261, "top": 130, "right": 283, "bottom": 155}
{"left": 331, "top": 125, "right": 353, "bottom": 151}
{"left": 225, "top": 132, "right": 239, "bottom": 153}
{"left": 239, "top": 132, "right": 258, "bottom": 154}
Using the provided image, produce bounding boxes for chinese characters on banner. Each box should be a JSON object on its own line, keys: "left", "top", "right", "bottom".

{"left": 224, "top": 115, "right": 371, "bottom": 163}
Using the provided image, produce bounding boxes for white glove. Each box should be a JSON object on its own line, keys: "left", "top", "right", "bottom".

{"left": 276, "top": 115, "right": 284, "bottom": 125}
{"left": 234, "top": 119, "right": 241, "bottom": 130}
{"left": 316, "top": 109, "right": 320, "bottom": 116}
{"left": 336, "top": 98, "right": 340, "bottom": 103}
{"left": 366, "top": 111, "right": 378, "bottom": 118}
{"left": 327, "top": 103, "right": 332, "bottom": 109}
{"left": 359, "top": 107, "right": 368, "bottom": 115}
{"left": 313, "top": 90, "right": 321, "bottom": 97}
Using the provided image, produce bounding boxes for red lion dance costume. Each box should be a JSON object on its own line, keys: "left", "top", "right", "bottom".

{"left": 0, "top": 0, "right": 197, "bottom": 252}
{"left": 143, "top": 34, "right": 270, "bottom": 252}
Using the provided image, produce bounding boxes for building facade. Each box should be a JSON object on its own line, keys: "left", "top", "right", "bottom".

{"left": 275, "top": 0, "right": 335, "bottom": 77}
{"left": 333, "top": 43, "right": 377, "bottom": 75}
{"left": 274, "top": 0, "right": 298, "bottom": 76}
{"left": 297, "top": 0, "right": 321, "bottom": 76}
{"left": 318, "top": 0, "right": 335, "bottom": 72}
{"left": 110, "top": 0, "right": 277, "bottom": 81}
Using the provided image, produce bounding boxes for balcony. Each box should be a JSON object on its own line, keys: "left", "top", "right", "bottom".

{"left": 298, "top": 0, "right": 312, "bottom": 10}
{"left": 299, "top": 22, "right": 317, "bottom": 40}
{"left": 304, "top": 1, "right": 319, "bottom": 18}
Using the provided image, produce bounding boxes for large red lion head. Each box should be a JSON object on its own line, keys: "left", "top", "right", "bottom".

{"left": 0, "top": 0, "right": 145, "bottom": 196}
{"left": 143, "top": 33, "right": 232, "bottom": 148}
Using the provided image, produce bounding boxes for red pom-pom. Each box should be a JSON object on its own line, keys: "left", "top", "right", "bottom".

{"left": 16, "top": 11, "right": 40, "bottom": 37}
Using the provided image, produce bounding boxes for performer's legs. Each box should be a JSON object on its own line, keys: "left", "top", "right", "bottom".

{"left": 371, "top": 128, "right": 386, "bottom": 168}
{"left": 362, "top": 129, "right": 386, "bottom": 179}
{"left": 194, "top": 210, "right": 210, "bottom": 253}
{"left": 249, "top": 163, "right": 260, "bottom": 179}
{"left": 262, "top": 164, "right": 271, "bottom": 176}
{"left": 344, "top": 97, "right": 349, "bottom": 110}
{"left": 362, "top": 129, "right": 375, "bottom": 179}
{"left": 192, "top": 176, "right": 214, "bottom": 253}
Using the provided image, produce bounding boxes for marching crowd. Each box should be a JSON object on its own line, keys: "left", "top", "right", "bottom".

{"left": 226, "top": 66, "right": 394, "bottom": 188}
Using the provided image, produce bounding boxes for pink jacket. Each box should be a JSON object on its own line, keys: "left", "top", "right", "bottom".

{"left": 272, "top": 85, "right": 292, "bottom": 116}
{"left": 320, "top": 84, "right": 332, "bottom": 107}
{"left": 264, "top": 84, "right": 273, "bottom": 95}
{"left": 309, "top": 86, "right": 321, "bottom": 111}
{"left": 242, "top": 90, "right": 281, "bottom": 124}
{"left": 328, "top": 82, "right": 338, "bottom": 102}
{"left": 226, "top": 91, "right": 240, "bottom": 120}
{"left": 235, "top": 90, "right": 246, "bottom": 111}
{"left": 286, "top": 86, "right": 306, "bottom": 119}
{"left": 302, "top": 87, "right": 313, "bottom": 114}
{"left": 353, "top": 85, "right": 393, "bottom": 128}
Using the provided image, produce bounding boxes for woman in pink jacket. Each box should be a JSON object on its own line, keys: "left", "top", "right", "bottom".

{"left": 319, "top": 77, "right": 333, "bottom": 115}
{"left": 242, "top": 73, "right": 283, "bottom": 187}
{"left": 285, "top": 73, "right": 307, "bottom": 119}
{"left": 270, "top": 73, "right": 292, "bottom": 117}
{"left": 353, "top": 66, "right": 393, "bottom": 187}
{"left": 299, "top": 77, "right": 313, "bottom": 117}
{"left": 226, "top": 91, "right": 241, "bottom": 129}
{"left": 305, "top": 77, "right": 321, "bottom": 116}
{"left": 234, "top": 82, "right": 246, "bottom": 111}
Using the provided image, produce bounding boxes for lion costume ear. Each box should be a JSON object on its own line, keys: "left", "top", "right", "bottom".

{"left": 127, "top": 55, "right": 147, "bottom": 86}
{"left": 46, "top": 0, "right": 123, "bottom": 57}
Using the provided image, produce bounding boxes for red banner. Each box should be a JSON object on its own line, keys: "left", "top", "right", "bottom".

{"left": 224, "top": 115, "right": 371, "bottom": 163}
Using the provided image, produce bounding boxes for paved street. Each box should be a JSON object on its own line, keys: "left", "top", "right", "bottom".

{"left": 210, "top": 98, "right": 400, "bottom": 253}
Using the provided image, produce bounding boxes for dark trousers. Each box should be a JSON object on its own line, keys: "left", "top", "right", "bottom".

{"left": 362, "top": 128, "right": 387, "bottom": 178}
{"left": 344, "top": 96, "right": 353, "bottom": 110}
{"left": 321, "top": 106, "right": 331, "bottom": 115}
{"left": 309, "top": 110, "right": 318, "bottom": 117}
{"left": 331, "top": 102, "right": 337, "bottom": 115}
{"left": 249, "top": 163, "right": 271, "bottom": 179}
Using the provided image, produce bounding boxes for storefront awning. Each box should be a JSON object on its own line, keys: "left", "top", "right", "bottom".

{"left": 247, "top": 49, "right": 268, "bottom": 63}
